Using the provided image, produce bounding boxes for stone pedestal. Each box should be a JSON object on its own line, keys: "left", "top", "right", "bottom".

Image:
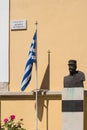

{"left": 0, "top": 82, "right": 9, "bottom": 91}
{"left": 62, "top": 88, "right": 84, "bottom": 130}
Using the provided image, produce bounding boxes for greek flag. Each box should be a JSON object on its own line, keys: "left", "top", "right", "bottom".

{"left": 21, "top": 31, "right": 37, "bottom": 91}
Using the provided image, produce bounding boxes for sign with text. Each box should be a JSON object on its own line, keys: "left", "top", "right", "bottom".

{"left": 11, "top": 20, "right": 27, "bottom": 30}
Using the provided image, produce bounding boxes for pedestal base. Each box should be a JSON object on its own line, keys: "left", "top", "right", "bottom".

{"left": 62, "top": 112, "right": 83, "bottom": 130}
{"left": 62, "top": 88, "right": 84, "bottom": 130}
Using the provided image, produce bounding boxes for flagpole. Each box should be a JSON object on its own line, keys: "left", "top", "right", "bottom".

{"left": 35, "top": 21, "right": 38, "bottom": 130}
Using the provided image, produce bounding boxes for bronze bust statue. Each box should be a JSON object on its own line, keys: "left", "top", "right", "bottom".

{"left": 64, "top": 60, "right": 85, "bottom": 87}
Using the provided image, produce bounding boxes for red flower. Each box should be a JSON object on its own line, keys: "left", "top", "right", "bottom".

{"left": 10, "top": 115, "right": 15, "bottom": 120}
{"left": 4, "top": 118, "right": 8, "bottom": 123}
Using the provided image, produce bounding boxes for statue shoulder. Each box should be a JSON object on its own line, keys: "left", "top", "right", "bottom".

{"left": 64, "top": 75, "right": 70, "bottom": 81}
{"left": 77, "top": 71, "right": 85, "bottom": 81}
{"left": 78, "top": 71, "right": 85, "bottom": 75}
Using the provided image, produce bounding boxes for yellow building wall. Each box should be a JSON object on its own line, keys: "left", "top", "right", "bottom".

{"left": 1, "top": 0, "right": 87, "bottom": 130}
{"left": 9, "top": 0, "right": 87, "bottom": 91}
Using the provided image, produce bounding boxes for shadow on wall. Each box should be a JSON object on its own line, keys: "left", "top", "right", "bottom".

{"left": 38, "top": 51, "right": 50, "bottom": 122}
{"left": 38, "top": 64, "right": 50, "bottom": 122}
{"left": 36, "top": 51, "right": 61, "bottom": 130}
{"left": 40, "top": 50, "right": 50, "bottom": 90}
{"left": 35, "top": 51, "right": 50, "bottom": 130}
{"left": 84, "top": 93, "right": 87, "bottom": 130}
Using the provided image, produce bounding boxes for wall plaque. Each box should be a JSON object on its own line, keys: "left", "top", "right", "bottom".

{"left": 11, "top": 20, "right": 27, "bottom": 30}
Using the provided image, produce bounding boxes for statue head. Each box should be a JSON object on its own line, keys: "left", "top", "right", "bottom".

{"left": 68, "top": 60, "right": 77, "bottom": 75}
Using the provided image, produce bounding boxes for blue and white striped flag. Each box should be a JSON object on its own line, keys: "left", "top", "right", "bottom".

{"left": 21, "top": 31, "right": 37, "bottom": 91}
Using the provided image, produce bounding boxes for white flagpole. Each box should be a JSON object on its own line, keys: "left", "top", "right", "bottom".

{"left": 35, "top": 21, "right": 38, "bottom": 130}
